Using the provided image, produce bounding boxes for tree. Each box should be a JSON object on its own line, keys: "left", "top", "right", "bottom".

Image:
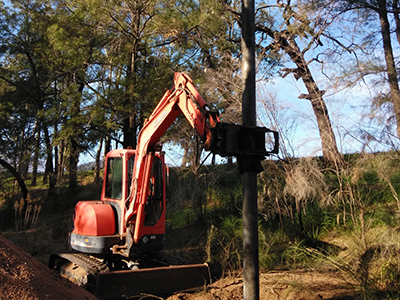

{"left": 301, "top": 0, "right": 400, "bottom": 147}
{"left": 241, "top": 0, "right": 344, "bottom": 167}
{"left": 336, "top": 0, "right": 400, "bottom": 141}
{"left": 0, "top": 0, "right": 58, "bottom": 186}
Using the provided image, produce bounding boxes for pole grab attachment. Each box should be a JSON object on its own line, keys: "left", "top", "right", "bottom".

{"left": 210, "top": 123, "right": 279, "bottom": 158}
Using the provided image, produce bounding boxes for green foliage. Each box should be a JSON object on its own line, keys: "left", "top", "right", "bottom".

{"left": 205, "top": 215, "right": 243, "bottom": 276}
{"left": 166, "top": 208, "right": 196, "bottom": 229}
{"left": 258, "top": 229, "right": 286, "bottom": 270}
{"left": 281, "top": 240, "right": 311, "bottom": 269}
{"left": 302, "top": 203, "right": 336, "bottom": 234}
{"left": 366, "top": 203, "right": 397, "bottom": 227}
{"left": 167, "top": 164, "right": 242, "bottom": 225}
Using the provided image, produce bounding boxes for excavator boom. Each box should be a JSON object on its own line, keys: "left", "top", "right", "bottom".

{"left": 125, "top": 72, "right": 220, "bottom": 247}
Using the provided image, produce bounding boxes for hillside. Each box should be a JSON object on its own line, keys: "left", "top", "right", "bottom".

{"left": 1, "top": 154, "right": 400, "bottom": 299}
{"left": 0, "top": 232, "right": 358, "bottom": 300}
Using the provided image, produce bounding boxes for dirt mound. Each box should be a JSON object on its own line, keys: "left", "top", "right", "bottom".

{"left": 0, "top": 234, "right": 98, "bottom": 300}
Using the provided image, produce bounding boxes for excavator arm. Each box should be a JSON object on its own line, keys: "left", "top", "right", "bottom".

{"left": 123, "top": 72, "right": 278, "bottom": 251}
{"left": 125, "top": 72, "right": 220, "bottom": 245}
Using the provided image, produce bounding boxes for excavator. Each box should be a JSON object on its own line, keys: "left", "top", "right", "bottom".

{"left": 49, "top": 72, "right": 278, "bottom": 299}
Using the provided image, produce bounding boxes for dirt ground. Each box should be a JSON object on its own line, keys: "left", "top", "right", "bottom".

{"left": 167, "top": 271, "right": 358, "bottom": 300}
{"left": 0, "top": 234, "right": 358, "bottom": 300}
{"left": 0, "top": 234, "right": 98, "bottom": 300}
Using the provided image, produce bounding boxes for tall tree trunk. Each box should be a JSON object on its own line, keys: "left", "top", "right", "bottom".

{"left": 17, "top": 129, "right": 29, "bottom": 180}
{"left": 94, "top": 138, "right": 103, "bottom": 184}
{"left": 54, "top": 123, "right": 59, "bottom": 183}
{"left": 378, "top": 0, "right": 400, "bottom": 139}
{"left": 393, "top": 0, "right": 400, "bottom": 46}
{"left": 31, "top": 119, "right": 41, "bottom": 186}
{"left": 43, "top": 124, "right": 56, "bottom": 193}
{"left": 68, "top": 138, "right": 79, "bottom": 189}
{"left": 104, "top": 134, "right": 111, "bottom": 161}
{"left": 123, "top": 115, "right": 137, "bottom": 148}
{"left": 280, "top": 34, "right": 342, "bottom": 167}
{"left": 68, "top": 80, "right": 84, "bottom": 190}
{"left": 122, "top": 19, "right": 139, "bottom": 149}
{"left": 57, "top": 139, "right": 65, "bottom": 183}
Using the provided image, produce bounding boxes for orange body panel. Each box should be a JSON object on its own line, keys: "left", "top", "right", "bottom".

{"left": 72, "top": 201, "right": 116, "bottom": 236}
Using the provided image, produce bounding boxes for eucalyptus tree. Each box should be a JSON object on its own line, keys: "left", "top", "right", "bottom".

{"left": 256, "top": 0, "right": 343, "bottom": 166}
{"left": 238, "top": 0, "right": 344, "bottom": 167}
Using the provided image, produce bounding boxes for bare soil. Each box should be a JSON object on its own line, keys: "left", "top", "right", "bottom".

{"left": 0, "top": 234, "right": 98, "bottom": 300}
{"left": 0, "top": 233, "right": 359, "bottom": 300}
{"left": 167, "top": 271, "right": 358, "bottom": 300}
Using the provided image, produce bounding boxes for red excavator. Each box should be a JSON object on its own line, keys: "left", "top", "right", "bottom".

{"left": 49, "top": 72, "right": 278, "bottom": 299}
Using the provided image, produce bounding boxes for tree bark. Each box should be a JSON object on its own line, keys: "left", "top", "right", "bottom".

{"left": 393, "top": 0, "right": 400, "bottom": 46}
{"left": 378, "top": 0, "right": 400, "bottom": 139}
{"left": 57, "top": 139, "right": 65, "bottom": 183}
{"left": 68, "top": 138, "right": 79, "bottom": 189}
{"left": 123, "top": 115, "right": 137, "bottom": 149}
{"left": 277, "top": 33, "right": 342, "bottom": 167}
{"left": 17, "top": 129, "right": 29, "bottom": 180}
{"left": 104, "top": 134, "right": 111, "bottom": 161}
{"left": 43, "top": 124, "right": 56, "bottom": 193}
{"left": 31, "top": 119, "right": 41, "bottom": 186}
{"left": 54, "top": 124, "right": 59, "bottom": 182}
{"left": 68, "top": 80, "right": 84, "bottom": 190}
{"left": 94, "top": 138, "right": 103, "bottom": 185}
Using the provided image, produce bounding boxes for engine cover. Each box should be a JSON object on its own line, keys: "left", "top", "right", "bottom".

{"left": 72, "top": 201, "right": 116, "bottom": 236}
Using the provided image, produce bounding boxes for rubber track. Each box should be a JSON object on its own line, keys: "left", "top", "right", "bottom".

{"left": 56, "top": 253, "right": 109, "bottom": 274}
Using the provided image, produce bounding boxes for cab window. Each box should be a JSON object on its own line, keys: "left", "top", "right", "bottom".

{"left": 144, "top": 157, "right": 163, "bottom": 225}
{"left": 105, "top": 157, "right": 123, "bottom": 199}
